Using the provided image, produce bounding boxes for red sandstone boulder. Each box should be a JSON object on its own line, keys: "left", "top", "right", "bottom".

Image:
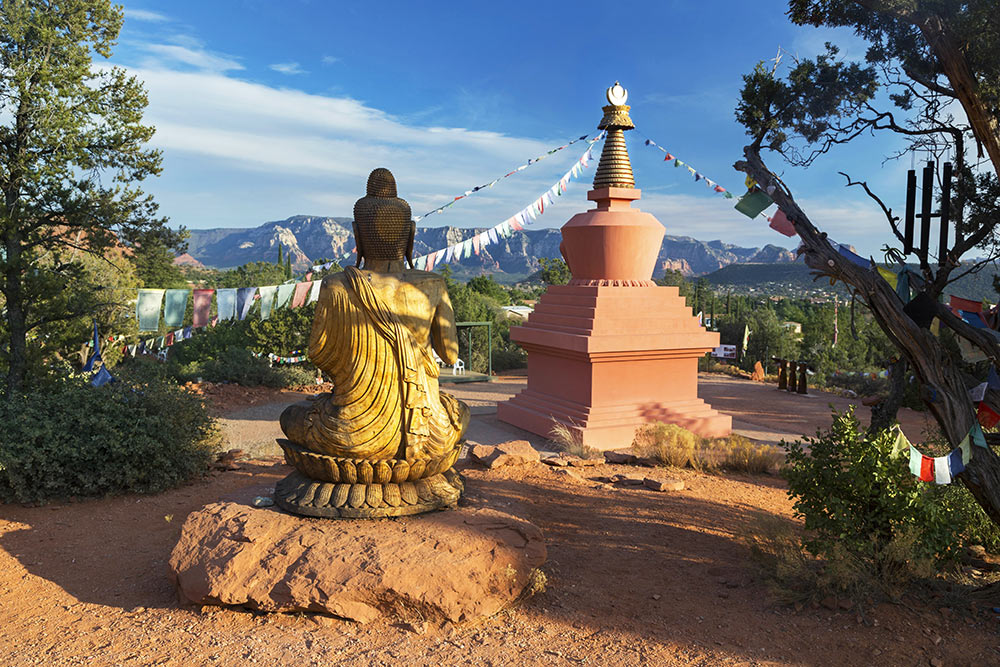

{"left": 470, "top": 440, "right": 540, "bottom": 469}
{"left": 168, "top": 503, "right": 546, "bottom": 625}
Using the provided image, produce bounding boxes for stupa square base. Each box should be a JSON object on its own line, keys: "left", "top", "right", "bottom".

{"left": 497, "top": 284, "right": 731, "bottom": 450}
{"left": 497, "top": 389, "right": 732, "bottom": 451}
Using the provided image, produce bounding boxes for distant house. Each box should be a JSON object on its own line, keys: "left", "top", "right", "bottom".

{"left": 782, "top": 321, "right": 803, "bottom": 336}
{"left": 501, "top": 305, "right": 534, "bottom": 321}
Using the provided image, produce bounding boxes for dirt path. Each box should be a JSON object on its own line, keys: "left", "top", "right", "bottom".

{"left": 2, "top": 457, "right": 994, "bottom": 665}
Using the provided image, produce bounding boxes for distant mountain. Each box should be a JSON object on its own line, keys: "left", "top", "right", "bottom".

{"left": 184, "top": 215, "right": 797, "bottom": 280}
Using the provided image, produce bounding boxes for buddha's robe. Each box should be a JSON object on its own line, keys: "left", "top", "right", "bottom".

{"left": 281, "top": 266, "right": 467, "bottom": 460}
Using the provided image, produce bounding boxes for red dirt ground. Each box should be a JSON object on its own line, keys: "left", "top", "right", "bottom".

{"left": 2, "top": 380, "right": 999, "bottom": 665}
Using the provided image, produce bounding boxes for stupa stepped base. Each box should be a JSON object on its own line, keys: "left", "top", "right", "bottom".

{"left": 497, "top": 391, "right": 732, "bottom": 451}
{"left": 498, "top": 284, "right": 731, "bottom": 450}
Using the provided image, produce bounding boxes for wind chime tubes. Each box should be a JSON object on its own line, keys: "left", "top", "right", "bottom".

{"left": 903, "top": 161, "right": 954, "bottom": 266}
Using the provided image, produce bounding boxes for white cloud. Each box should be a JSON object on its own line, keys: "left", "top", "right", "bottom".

{"left": 117, "top": 63, "right": 583, "bottom": 229}
{"left": 270, "top": 62, "right": 306, "bottom": 75}
{"left": 321, "top": 55, "right": 339, "bottom": 65}
{"left": 124, "top": 8, "right": 169, "bottom": 23}
{"left": 142, "top": 43, "right": 243, "bottom": 73}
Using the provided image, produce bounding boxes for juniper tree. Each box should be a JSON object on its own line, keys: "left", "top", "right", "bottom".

{"left": 733, "top": 0, "right": 1000, "bottom": 523}
{"left": 0, "top": 0, "right": 179, "bottom": 395}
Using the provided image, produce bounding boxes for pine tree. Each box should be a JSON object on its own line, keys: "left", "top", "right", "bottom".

{"left": 0, "top": 1, "right": 173, "bottom": 395}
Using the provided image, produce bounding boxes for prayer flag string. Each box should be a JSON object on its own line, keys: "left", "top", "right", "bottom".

{"left": 412, "top": 133, "right": 596, "bottom": 222}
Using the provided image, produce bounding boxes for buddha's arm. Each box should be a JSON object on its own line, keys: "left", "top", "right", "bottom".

{"left": 430, "top": 286, "right": 460, "bottom": 365}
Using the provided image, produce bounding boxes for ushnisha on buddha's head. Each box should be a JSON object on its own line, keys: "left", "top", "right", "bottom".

{"left": 352, "top": 168, "right": 416, "bottom": 271}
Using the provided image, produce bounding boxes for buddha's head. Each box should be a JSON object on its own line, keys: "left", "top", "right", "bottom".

{"left": 352, "top": 168, "right": 415, "bottom": 270}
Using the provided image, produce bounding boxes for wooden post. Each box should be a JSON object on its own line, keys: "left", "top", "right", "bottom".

{"left": 775, "top": 358, "right": 787, "bottom": 390}
{"left": 797, "top": 363, "right": 808, "bottom": 395}
{"left": 786, "top": 361, "right": 798, "bottom": 393}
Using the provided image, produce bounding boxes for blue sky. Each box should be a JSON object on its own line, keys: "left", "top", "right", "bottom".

{"left": 112, "top": 1, "right": 919, "bottom": 257}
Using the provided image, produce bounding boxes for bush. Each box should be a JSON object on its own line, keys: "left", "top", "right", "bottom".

{"left": 632, "top": 423, "right": 783, "bottom": 474}
{"left": 0, "top": 364, "right": 218, "bottom": 504}
{"left": 783, "top": 408, "right": 961, "bottom": 587}
{"left": 173, "top": 347, "right": 315, "bottom": 388}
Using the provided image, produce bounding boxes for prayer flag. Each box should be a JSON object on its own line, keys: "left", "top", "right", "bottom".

{"left": 970, "top": 382, "right": 988, "bottom": 402}
{"left": 291, "top": 282, "right": 312, "bottom": 309}
{"left": 889, "top": 426, "right": 908, "bottom": 456}
{"left": 165, "top": 332, "right": 175, "bottom": 347}
{"left": 216, "top": 288, "right": 237, "bottom": 321}
{"left": 91, "top": 365, "right": 115, "bottom": 387}
{"left": 163, "top": 289, "right": 190, "bottom": 328}
{"left": 934, "top": 455, "right": 952, "bottom": 484}
{"left": 473, "top": 234, "right": 481, "bottom": 255}
{"left": 988, "top": 366, "right": 1000, "bottom": 390}
{"left": 192, "top": 289, "right": 213, "bottom": 328}
{"left": 183, "top": 326, "right": 192, "bottom": 340}
{"left": 920, "top": 455, "right": 934, "bottom": 482}
{"left": 664, "top": 153, "right": 675, "bottom": 161}
{"left": 949, "top": 295, "right": 983, "bottom": 313}
{"left": 489, "top": 228, "right": 499, "bottom": 244}
{"left": 136, "top": 289, "right": 165, "bottom": 332}
{"left": 426, "top": 251, "right": 437, "bottom": 272}
{"left": 908, "top": 445, "right": 923, "bottom": 478}
{"left": 734, "top": 189, "right": 773, "bottom": 218}
{"left": 414, "top": 256, "right": 426, "bottom": 270}
{"left": 308, "top": 280, "right": 321, "bottom": 304}
{"left": 82, "top": 321, "right": 102, "bottom": 372}
{"left": 768, "top": 209, "right": 796, "bottom": 237}
{"left": 877, "top": 267, "right": 898, "bottom": 290}
{"left": 958, "top": 337, "right": 989, "bottom": 362}
{"left": 258, "top": 286, "right": 278, "bottom": 320}
{"left": 896, "top": 269, "right": 910, "bottom": 302}
{"left": 237, "top": 287, "right": 257, "bottom": 320}
{"left": 948, "top": 447, "right": 966, "bottom": 477}
{"left": 275, "top": 284, "right": 295, "bottom": 310}
{"left": 741, "top": 325, "right": 750, "bottom": 353}
{"left": 960, "top": 437, "right": 973, "bottom": 464}
{"left": 971, "top": 422, "right": 988, "bottom": 448}
{"left": 837, "top": 244, "right": 871, "bottom": 269}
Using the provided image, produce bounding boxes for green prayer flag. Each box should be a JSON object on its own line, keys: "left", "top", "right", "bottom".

{"left": 960, "top": 436, "right": 972, "bottom": 464}
{"left": 163, "top": 289, "right": 190, "bottom": 329}
{"left": 275, "top": 283, "right": 296, "bottom": 310}
{"left": 734, "top": 189, "right": 774, "bottom": 219}
{"left": 971, "top": 422, "right": 988, "bottom": 448}
{"left": 136, "top": 289, "right": 164, "bottom": 332}
{"left": 258, "top": 286, "right": 278, "bottom": 320}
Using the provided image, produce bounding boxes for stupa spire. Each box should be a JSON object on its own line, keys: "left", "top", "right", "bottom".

{"left": 592, "top": 82, "right": 635, "bottom": 189}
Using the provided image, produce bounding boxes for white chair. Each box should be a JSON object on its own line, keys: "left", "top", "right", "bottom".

{"left": 452, "top": 359, "right": 465, "bottom": 375}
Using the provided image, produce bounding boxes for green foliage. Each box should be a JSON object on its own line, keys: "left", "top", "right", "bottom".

{"left": 219, "top": 261, "right": 289, "bottom": 289}
{"left": 172, "top": 347, "right": 315, "bottom": 388}
{"left": 783, "top": 408, "right": 962, "bottom": 571}
{"left": 0, "top": 0, "right": 170, "bottom": 393}
{"left": 130, "top": 232, "right": 189, "bottom": 289}
{"left": 0, "top": 363, "right": 217, "bottom": 503}
{"left": 467, "top": 275, "right": 510, "bottom": 305}
{"left": 537, "top": 257, "right": 570, "bottom": 285}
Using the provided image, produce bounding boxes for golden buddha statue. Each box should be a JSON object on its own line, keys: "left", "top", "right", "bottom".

{"left": 275, "top": 168, "right": 470, "bottom": 518}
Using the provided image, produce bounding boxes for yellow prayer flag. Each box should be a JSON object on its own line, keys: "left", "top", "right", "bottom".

{"left": 877, "top": 267, "right": 898, "bottom": 290}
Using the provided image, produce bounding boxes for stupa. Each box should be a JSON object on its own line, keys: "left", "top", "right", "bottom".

{"left": 497, "top": 83, "right": 731, "bottom": 450}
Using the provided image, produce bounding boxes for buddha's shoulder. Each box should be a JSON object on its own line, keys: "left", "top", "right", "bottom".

{"left": 320, "top": 269, "right": 445, "bottom": 290}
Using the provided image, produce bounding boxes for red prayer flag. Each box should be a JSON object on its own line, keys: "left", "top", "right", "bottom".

{"left": 979, "top": 402, "right": 1000, "bottom": 428}
{"left": 192, "top": 289, "right": 214, "bottom": 328}
{"left": 165, "top": 332, "right": 175, "bottom": 347}
{"left": 768, "top": 209, "right": 797, "bottom": 237}
{"left": 291, "top": 281, "right": 312, "bottom": 309}
{"left": 664, "top": 153, "right": 675, "bottom": 161}
{"left": 949, "top": 295, "right": 983, "bottom": 313}
{"left": 920, "top": 456, "right": 934, "bottom": 482}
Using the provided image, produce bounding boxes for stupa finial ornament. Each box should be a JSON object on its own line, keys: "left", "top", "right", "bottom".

{"left": 593, "top": 81, "right": 635, "bottom": 189}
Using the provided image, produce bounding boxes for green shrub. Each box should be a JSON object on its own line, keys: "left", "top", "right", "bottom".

{"left": 492, "top": 348, "right": 526, "bottom": 372}
{"left": 0, "top": 364, "right": 218, "bottom": 504}
{"left": 783, "top": 407, "right": 961, "bottom": 579}
{"left": 633, "top": 423, "right": 783, "bottom": 474}
{"left": 173, "top": 347, "right": 315, "bottom": 388}
{"left": 633, "top": 422, "right": 699, "bottom": 468}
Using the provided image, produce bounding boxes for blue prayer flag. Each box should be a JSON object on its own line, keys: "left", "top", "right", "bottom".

{"left": 91, "top": 365, "right": 114, "bottom": 387}
{"left": 948, "top": 447, "right": 966, "bottom": 477}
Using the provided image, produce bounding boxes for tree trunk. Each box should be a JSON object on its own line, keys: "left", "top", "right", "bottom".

{"left": 4, "top": 235, "right": 27, "bottom": 398}
{"left": 870, "top": 358, "right": 907, "bottom": 434}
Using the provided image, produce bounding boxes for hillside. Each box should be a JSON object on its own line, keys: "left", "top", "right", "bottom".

{"left": 184, "top": 215, "right": 796, "bottom": 279}
{"left": 705, "top": 258, "right": 1000, "bottom": 301}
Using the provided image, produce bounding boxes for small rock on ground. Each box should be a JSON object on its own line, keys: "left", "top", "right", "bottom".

{"left": 470, "top": 440, "right": 540, "bottom": 469}
{"left": 642, "top": 478, "right": 684, "bottom": 492}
